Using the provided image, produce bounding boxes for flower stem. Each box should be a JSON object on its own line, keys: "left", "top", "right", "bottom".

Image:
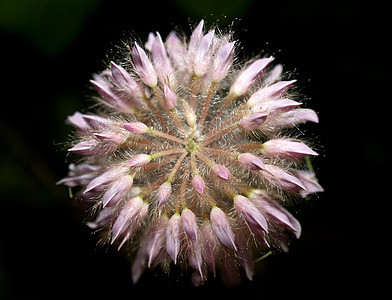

{"left": 200, "top": 122, "right": 240, "bottom": 146}
{"left": 198, "top": 82, "right": 217, "bottom": 127}
{"left": 167, "top": 151, "right": 188, "bottom": 182}
{"left": 148, "top": 128, "right": 185, "bottom": 144}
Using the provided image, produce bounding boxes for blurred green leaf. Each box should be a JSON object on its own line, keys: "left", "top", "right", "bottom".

{"left": 0, "top": 0, "right": 101, "bottom": 55}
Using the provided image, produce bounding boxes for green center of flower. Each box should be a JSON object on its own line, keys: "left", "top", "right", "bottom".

{"left": 185, "top": 138, "right": 199, "bottom": 153}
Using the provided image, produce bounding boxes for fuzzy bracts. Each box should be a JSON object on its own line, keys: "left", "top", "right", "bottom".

{"left": 58, "top": 20, "right": 323, "bottom": 286}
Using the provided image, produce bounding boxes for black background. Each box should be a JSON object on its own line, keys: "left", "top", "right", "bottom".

{"left": 0, "top": 0, "right": 386, "bottom": 298}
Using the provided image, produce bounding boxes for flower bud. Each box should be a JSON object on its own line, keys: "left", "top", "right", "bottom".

{"left": 234, "top": 195, "right": 268, "bottom": 234}
{"left": 192, "top": 175, "right": 205, "bottom": 195}
{"left": 263, "top": 164, "right": 306, "bottom": 192}
{"left": 124, "top": 122, "right": 149, "bottom": 134}
{"left": 125, "top": 154, "right": 152, "bottom": 167}
{"left": 156, "top": 181, "right": 172, "bottom": 208}
{"left": 111, "top": 196, "right": 144, "bottom": 243}
{"left": 102, "top": 174, "right": 133, "bottom": 207}
{"left": 210, "top": 207, "right": 237, "bottom": 250}
{"left": 261, "top": 139, "right": 318, "bottom": 159}
{"left": 166, "top": 213, "right": 182, "bottom": 263}
{"left": 151, "top": 32, "right": 172, "bottom": 82}
{"left": 229, "top": 57, "right": 274, "bottom": 97}
{"left": 212, "top": 164, "right": 230, "bottom": 180}
{"left": 182, "top": 208, "right": 198, "bottom": 241}
{"left": 146, "top": 216, "right": 168, "bottom": 268}
{"left": 211, "top": 41, "right": 235, "bottom": 83}
{"left": 194, "top": 30, "right": 215, "bottom": 77}
{"left": 293, "top": 170, "right": 324, "bottom": 197}
{"left": 238, "top": 153, "right": 265, "bottom": 171}
{"left": 247, "top": 80, "right": 296, "bottom": 107}
{"left": 239, "top": 112, "right": 269, "bottom": 130}
{"left": 132, "top": 43, "right": 157, "bottom": 87}
{"left": 163, "top": 84, "right": 177, "bottom": 110}
{"left": 183, "top": 100, "right": 196, "bottom": 127}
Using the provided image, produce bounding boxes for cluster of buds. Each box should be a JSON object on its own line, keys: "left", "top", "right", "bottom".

{"left": 58, "top": 20, "right": 323, "bottom": 286}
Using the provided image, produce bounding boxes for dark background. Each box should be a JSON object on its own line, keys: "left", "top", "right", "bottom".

{"left": 0, "top": 0, "right": 386, "bottom": 298}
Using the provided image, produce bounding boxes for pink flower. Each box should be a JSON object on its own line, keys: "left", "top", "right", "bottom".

{"left": 166, "top": 213, "right": 182, "bottom": 263}
{"left": 123, "top": 122, "right": 149, "bottom": 134}
{"left": 131, "top": 43, "right": 157, "bottom": 87}
{"left": 234, "top": 195, "right": 269, "bottom": 236}
{"left": 212, "top": 164, "right": 230, "bottom": 180}
{"left": 238, "top": 153, "right": 265, "bottom": 171}
{"left": 151, "top": 32, "right": 172, "bottom": 83}
{"left": 163, "top": 84, "right": 177, "bottom": 110}
{"left": 181, "top": 208, "right": 198, "bottom": 241}
{"left": 125, "top": 154, "right": 151, "bottom": 167}
{"left": 240, "top": 112, "right": 269, "bottom": 130}
{"left": 293, "top": 170, "right": 324, "bottom": 197}
{"left": 211, "top": 41, "right": 235, "bottom": 83}
{"left": 193, "top": 30, "right": 215, "bottom": 77}
{"left": 261, "top": 139, "right": 318, "bottom": 158}
{"left": 210, "top": 207, "right": 236, "bottom": 250}
{"left": 229, "top": 57, "right": 274, "bottom": 97}
{"left": 263, "top": 165, "right": 306, "bottom": 192}
{"left": 59, "top": 19, "right": 323, "bottom": 286}
{"left": 111, "top": 196, "right": 144, "bottom": 243}
{"left": 156, "top": 181, "right": 172, "bottom": 208}
{"left": 102, "top": 174, "right": 133, "bottom": 207}
{"left": 192, "top": 175, "right": 205, "bottom": 195}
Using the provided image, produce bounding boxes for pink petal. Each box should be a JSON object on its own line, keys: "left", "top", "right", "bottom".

{"left": 240, "top": 112, "right": 269, "bottom": 130}
{"left": 211, "top": 41, "right": 235, "bottom": 83}
{"left": 230, "top": 57, "right": 274, "bottom": 96}
{"left": 192, "top": 175, "right": 205, "bottom": 195}
{"left": 102, "top": 174, "right": 133, "bottom": 207}
{"left": 156, "top": 181, "right": 172, "bottom": 208}
{"left": 238, "top": 153, "right": 265, "bottom": 171}
{"left": 212, "top": 164, "right": 230, "bottom": 180}
{"left": 111, "top": 196, "right": 143, "bottom": 243}
{"left": 181, "top": 208, "right": 198, "bottom": 241}
{"left": 166, "top": 213, "right": 182, "bottom": 263}
{"left": 210, "top": 207, "right": 237, "bottom": 250}
{"left": 261, "top": 139, "right": 318, "bottom": 158}
{"left": 263, "top": 165, "right": 306, "bottom": 192}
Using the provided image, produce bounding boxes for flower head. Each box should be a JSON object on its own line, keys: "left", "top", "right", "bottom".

{"left": 59, "top": 20, "right": 323, "bottom": 286}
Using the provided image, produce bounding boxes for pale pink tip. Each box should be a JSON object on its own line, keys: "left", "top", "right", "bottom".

{"left": 234, "top": 195, "right": 269, "bottom": 237}
{"left": 192, "top": 175, "right": 205, "bottom": 195}
{"left": 210, "top": 207, "right": 237, "bottom": 250}
{"left": 182, "top": 208, "right": 198, "bottom": 241}
{"left": 163, "top": 84, "right": 177, "bottom": 110}
{"left": 102, "top": 175, "right": 133, "bottom": 207}
{"left": 261, "top": 139, "right": 318, "bottom": 158}
{"left": 132, "top": 43, "right": 157, "bottom": 87}
{"left": 123, "top": 122, "right": 149, "bottom": 134}
{"left": 230, "top": 57, "right": 274, "bottom": 96}
{"left": 151, "top": 32, "right": 172, "bottom": 82}
{"left": 193, "top": 30, "right": 215, "bottom": 77}
{"left": 238, "top": 153, "right": 265, "bottom": 171}
{"left": 293, "top": 170, "right": 324, "bottom": 197}
{"left": 211, "top": 41, "right": 235, "bottom": 83}
{"left": 212, "top": 164, "right": 230, "bottom": 180}
{"left": 263, "top": 164, "right": 306, "bottom": 192}
{"left": 111, "top": 196, "right": 143, "bottom": 243}
{"left": 256, "top": 197, "right": 302, "bottom": 239}
{"left": 125, "top": 154, "right": 151, "bottom": 167}
{"left": 247, "top": 80, "right": 297, "bottom": 107}
{"left": 156, "top": 181, "right": 172, "bottom": 208}
{"left": 240, "top": 112, "right": 269, "bottom": 130}
{"left": 166, "top": 213, "right": 182, "bottom": 264}
{"left": 146, "top": 216, "right": 168, "bottom": 268}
